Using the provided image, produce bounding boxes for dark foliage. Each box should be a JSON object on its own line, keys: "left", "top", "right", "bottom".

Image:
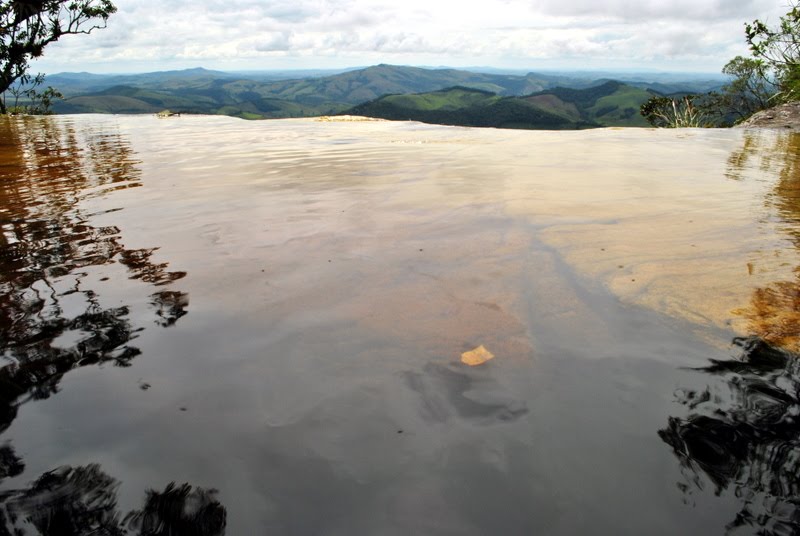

{"left": 745, "top": 1, "right": 800, "bottom": 102}
{"left": 660, "top": 337, "right": 800, "bottom": 535}
{"left": 0, "top": 1, "right": 116, "bottom": 113}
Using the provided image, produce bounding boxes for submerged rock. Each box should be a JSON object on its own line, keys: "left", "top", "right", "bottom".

{"left": 461, "top": 345, "right": 495, "bottom": 366}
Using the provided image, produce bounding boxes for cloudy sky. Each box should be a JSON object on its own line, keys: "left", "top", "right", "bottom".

{"left": 35, "top": 0, "right": 789, "bottom": 74}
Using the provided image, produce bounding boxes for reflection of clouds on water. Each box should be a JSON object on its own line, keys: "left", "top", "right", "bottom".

{"left": 0, "top": 463, "right": 226, "bottom": 536}
{"left": 660, "top": 337, "right": 800, "bottom": 535}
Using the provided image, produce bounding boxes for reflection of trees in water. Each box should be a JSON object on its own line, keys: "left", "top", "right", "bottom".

{"left": 0, "top": 117, "right": 196, "bottom": 533}
{"left": 0, "top": 464, "right": 226, "bottom": 535}
{"left": 0, "top": 464, "right": 124, "bottom": 536}
{"left": 0, "top": 117, "right": 188, "bottom": 434}
{"left": 0, "top": 446, "right": 23, "bottom": 481}
{"left": 660, "top": 337, "right": 800, "bottom": 535}
{"left": 150, "top": 291, "right": 190, "bottom": 327}
{"left": 727, "top": 132, "right": 800, "bottom": 351}
{"left": 127, "top": 482, "right": 227, "bottom": 536}
{"left": 661, "top": 133, "right": 800, "bottom": 534}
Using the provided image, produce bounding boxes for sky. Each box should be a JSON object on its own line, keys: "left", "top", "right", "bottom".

{"left": 33, "top": 0, "right": 791, "bottom": 74}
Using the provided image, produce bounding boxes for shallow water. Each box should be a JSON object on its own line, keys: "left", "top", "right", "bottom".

{"left": 1, "top": 115, "right": 800, "bottom": 534}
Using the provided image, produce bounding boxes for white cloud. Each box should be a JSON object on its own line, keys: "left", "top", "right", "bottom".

{"left": 32, "top": 0, "right": 792, "bottom": 73}
{"left": 527, "top": 0, "right": 776, "bottom": 21}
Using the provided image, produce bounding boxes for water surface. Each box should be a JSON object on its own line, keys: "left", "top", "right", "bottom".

{"left": 1, "top": 115, "right": 800, "bottom": 534}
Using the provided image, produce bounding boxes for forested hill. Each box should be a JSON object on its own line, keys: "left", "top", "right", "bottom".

{"left": 345, "top": 81, "right": 656, "bottom": 129}
{"left": 50, "top": 64, "right": 586, "bottom": 118}
{"left": 48, "top": 64, "right": 719, "bottom": 124}
{"left": 248, "top": 64, "right": 583, "bottom": 104}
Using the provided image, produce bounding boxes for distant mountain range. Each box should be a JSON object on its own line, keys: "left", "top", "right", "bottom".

{"left": 46, "top": 64, "right": 726, "bottom": 128}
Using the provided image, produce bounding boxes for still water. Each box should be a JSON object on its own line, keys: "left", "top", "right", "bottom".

{"left": 1, "top": 115, "right": 800, "bottom": 534}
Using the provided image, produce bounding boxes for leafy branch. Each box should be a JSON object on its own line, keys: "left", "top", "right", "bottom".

{"left": 0, "top": 1, "right": 116, "bottom": 113}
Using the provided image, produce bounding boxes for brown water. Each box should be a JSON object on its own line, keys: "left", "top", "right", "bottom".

{"left": 1, "top": 115, "right": 800, "bottom": 534}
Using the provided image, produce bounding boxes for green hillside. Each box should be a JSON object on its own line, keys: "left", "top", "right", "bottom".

{"left": 586, "top": 84, "right": 654, "bottom": 126}
{"left": 58, "top": 94, "right": 160, "bottom": 114}
{"left": 346, "top": 81, "right": 655, "bottom": 129}
{"left": 53, "top": 84, "right": 342, "bottom": 118}
{"left": 527, "top": 81, "right": 653, "bottom": 126}
{"left": 347, "top": 87, "right": 586, "bottom": 129}
{"left": 256, "top": 64, "right": 564, "bottom": 105}
{"left": 48, "top": 65, "right": 669, "bottom": 126}
{"left": 378, "top": 87, "right": 501, "bottom": 110}
{"left": 50, "top": 65, "right": 580, "bottom": 118}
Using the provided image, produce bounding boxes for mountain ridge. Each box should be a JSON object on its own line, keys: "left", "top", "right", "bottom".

{"left": 46, "top": 64, "right": 719, "bottom": 126}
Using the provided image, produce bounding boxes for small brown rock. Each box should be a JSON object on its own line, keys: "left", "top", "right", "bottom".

{"left": 461, "top": 345, "right": 495, "bottom": 366}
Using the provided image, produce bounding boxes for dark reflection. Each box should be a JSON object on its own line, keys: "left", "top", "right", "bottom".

{"left": 0, "top": 446, "right": 23, "bottom": 480}
{"left": 0, "top": 117, "right": 188, "bottom": 430}
{"left": 0, "top": 464, "right": 226, "bottom": 536}
{"left": 661, "top": 132, "right": 800, "bottom": 534}
{"left": 126, "top": 482, "right": 227, "bottom": 536}
{"left": 0, "top": 303, "right": 142, "bottom": 434}
{"left": 403, "top": 362, "right": 528, "bottom": 424}
{"left": 0, "top": 464, "right": 124, "bottom": 536}
{"left": 119, "top": 248, "right": 187, "bottom": 286}
{"left": 660, "top": 337, "right": 800, "bottom": 535}
{"left": 150, "top": 290, "right": 190, "bottom": 327}
{"left": 0, "top": 117, "right": 191, "bottom": 529}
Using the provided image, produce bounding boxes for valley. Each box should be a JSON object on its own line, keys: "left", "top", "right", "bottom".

{"left": 47, "top": 64, "right": 724, "bottom": 128}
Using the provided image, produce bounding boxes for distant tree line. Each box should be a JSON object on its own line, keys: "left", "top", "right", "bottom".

{"left": 641, "top": 1, "right": 800, "bottom": 127}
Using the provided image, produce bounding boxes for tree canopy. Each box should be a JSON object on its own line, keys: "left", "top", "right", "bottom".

{"left": 745, "top": 1, "right": 800, "bottom": 102}
{"left": 0, "top": 0, "right": 116, "bottom": 113}
{"left": 641, "top": 1, "right": 800, "bottom": 127}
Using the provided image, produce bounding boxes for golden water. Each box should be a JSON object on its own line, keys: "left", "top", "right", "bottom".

{"left": 6, "top": 115, "right": 792, "bottom": 351}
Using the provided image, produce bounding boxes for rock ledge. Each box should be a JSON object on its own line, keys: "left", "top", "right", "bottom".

{"left": 736, "top": 102, "right": 800, "bottom": 130}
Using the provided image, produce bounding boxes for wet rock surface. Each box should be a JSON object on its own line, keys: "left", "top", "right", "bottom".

{"left": 737, "top": 102, "right": 800, "bottom": 130}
